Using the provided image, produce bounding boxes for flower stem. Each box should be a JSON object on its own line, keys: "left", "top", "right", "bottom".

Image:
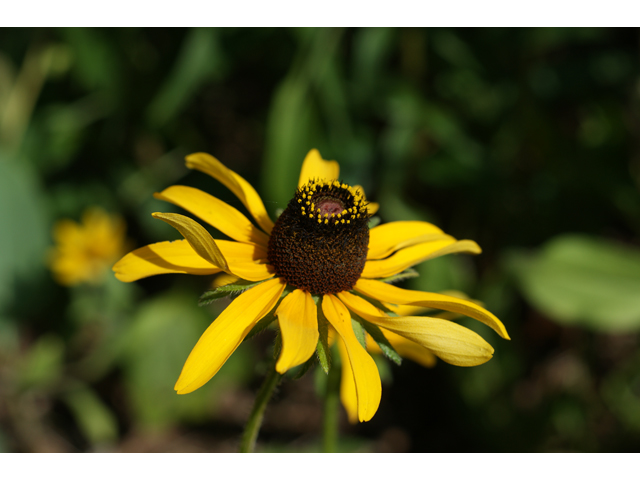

{"left": 239, "top": 364, "right": 282, "bottom": 453}
{"left": 322, "top": 363, "right": 341, "bottom": 452}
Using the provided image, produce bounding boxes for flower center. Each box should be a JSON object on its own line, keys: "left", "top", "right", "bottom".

{"left": 267, "top": 180, "right": 371, "bottom": 295}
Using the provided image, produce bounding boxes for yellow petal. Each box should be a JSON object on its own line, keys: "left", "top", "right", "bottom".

{"left": 362, "top": 239, "right": 481, "bottom": 279}
{"left": 152, "top": 212, "right": 229, "bottom": 271}
{"left": 367, "top": 331, "right": 437, "bottom": 368}
{"left": 114, "top": 238, "right": 271, "bottom": 283}
{"left": 355, "top": 278, "right": 510, "bottom": 340}
{"left": 338, "top": 291, "right": 494, "bottom": 367}
{"left": 154, "top": 186, "right": 270, "bottom": 248}
{"left": 175, "top": 278, "right": 285, "bottom": 394}
{"left": 367, "top": 221, "right": 450, "bottom": 260}
{"left": 185, "top": 152, "right": 274, "bottom": 235}
{"left": 322, "top": 294, "right": 381, "bottom": 422}
{"left": 113, "top": 240, "right": 222, "bottom": 281}
{"left": 275, "top": 289, "right": 318, "bottom": 373}
{"left": 337, "top": 337, "right": 359, "bottom": 424}
{"left": 297, "top": 149, "right": 340, "bottom": 187}
{"left": 152, "top": 212, "right": 274, "bottom": 281}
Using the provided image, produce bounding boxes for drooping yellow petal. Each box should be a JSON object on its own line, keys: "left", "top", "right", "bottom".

{"left": 154, "top": 186, "right": 270, "bottom": 248}
{"left": 367, "top": 331, "right": 437, "bottom": 368}
{"left": 185, "top": 152, "right": 275, "bottom": 235}
{"left": 338, "top": 291, "right": 494, "bottom": 367}
{"left": 337, "top": 337, "right": 359, "bottom": 424}
{"left": 355, "top": 278, "right": 509, "bottom": 340}
{"left": 362, "top": 239, "right": 481, "bottom": 279}
{"left": 175, "top": 278, "right": 285, "bottom": 394}
{"left": 297, "top": 149, "right": 340, "bottom": 187}
{"left": 367, "top": 221, "right": 451, "bottom": 260}
{"left": 152, "top": 212, "right": 273, "bottom": 281}
{"left": 274, "top": 289, "right": 318, "bottom": 373}
{"left": 322, "top": 294, "right": 381, "bottom": 422}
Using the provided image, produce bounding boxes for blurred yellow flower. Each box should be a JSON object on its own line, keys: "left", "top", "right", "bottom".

{"left": 49, "top": 207, "right": 128, "bottom": 286}
{"left": 113, "top": 149, "right": 509, "bottom": 423}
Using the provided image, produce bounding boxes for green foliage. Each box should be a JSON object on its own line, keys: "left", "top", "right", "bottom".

{"left": 508, "top": 235, "right": 640, "bottom": 332}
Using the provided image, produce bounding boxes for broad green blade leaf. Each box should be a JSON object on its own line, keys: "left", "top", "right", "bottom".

{"left": 508, "top": 234, "right": 640, "bottom": 332}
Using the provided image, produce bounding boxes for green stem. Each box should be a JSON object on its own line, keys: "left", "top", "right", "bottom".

{"left": 322, "top": 363, "right": 341, "bottom": 453}
{"left": 239, "top": 364, "right": 282, "bottom": 453}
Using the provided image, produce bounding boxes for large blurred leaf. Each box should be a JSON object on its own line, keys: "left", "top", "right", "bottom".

{"left": 120, "top": 291, "right": 252, "bottom": 429}
{"left": 0, "top": 157, "right": 49, "bottom": 312}
{"left": 508, "top": 234, "right": 640, "bottom": 332}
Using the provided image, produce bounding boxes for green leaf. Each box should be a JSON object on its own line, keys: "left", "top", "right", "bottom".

{"left": 146, "top": 28, "right": 226, "bottom": 128}
{"left": 316, "top": 302, "right": 332, "bottom": 374}
{"left": 120, "top": 292, "right": 253, "bottom": 428}
{"left": 199, "top": 279, "right": 266, "bottom": 306}
{"left": 359, "top": 318, "right": 402, "bottom": 366}
{"left": 508, "top": 234, "right": 640, "bottom": 332}
{"left": 379, "top": 268, "right": 420, "bottom": 284}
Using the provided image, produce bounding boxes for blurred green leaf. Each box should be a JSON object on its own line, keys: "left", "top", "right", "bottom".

{"left": 508, "top": 234, "right": 640, "bottom": 332}
{"left": 17, "top": 335, "right": 64, "bottom": 389}
{"left": 146, "top": 28, "right": 226, "bottom": 128}
{"left": 63, "top": 385, "right": 119, "bottom": 446}
{"left": 120, "top": 291, "right": 252, "bottom": 429}
{"left": 0, "top": 157, "right": 48, "bottom": 312}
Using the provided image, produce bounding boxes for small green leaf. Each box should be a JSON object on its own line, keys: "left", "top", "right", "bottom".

{"left": 199, "top": 279, "right": 266, "bottom": 306}
{"left": 316, "top": 303, "right": 332, "bottom": 374}
{"left": 379, "top": 268, "right": 420, "bottom": 284}
{"left": 360, "top": 318, "right": 402, "bottom": 366}
{"left": 368, "top": 216, "right": 381, "bottom": 229}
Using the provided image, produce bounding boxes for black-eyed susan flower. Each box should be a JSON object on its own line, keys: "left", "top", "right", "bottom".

{"left": 113, "top": 149, "right": 509, "bottom": 423}
{"left": 49, "top": 207, "right": 128, "bottom": 286}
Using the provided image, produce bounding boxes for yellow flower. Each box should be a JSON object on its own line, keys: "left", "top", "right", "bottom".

{"left": 113, "top": 149, "right": 510, "bottom": 422}
{"left": 49, "top": 207, "right": 128, "bottom": 286}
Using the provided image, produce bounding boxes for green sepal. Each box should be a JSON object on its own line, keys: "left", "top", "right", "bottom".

{"left": 289, "top": 354, "right": 317, "bottom": 380}
{"left": 351, "top": 317, "right": 366, "bottom": 350}
{"left": 273, "top": 330, "right": 282, "bottom": 360}
{"left": 316, "top": 300, "right": 332, "bottom": 374}
{"left": 359, "top": 317, "right": 402, "bottom": 366}
{"left": 244, "top": 309, "right": 278, "bottom": 342}
{"left": 368, "top": 216, "right": 381, "bottom": 229}
{"left": 198, "top": 278, "right": 267, "bottom": 306}
{"left": 379, "top": 268, "right": 419, "bottom": 284}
